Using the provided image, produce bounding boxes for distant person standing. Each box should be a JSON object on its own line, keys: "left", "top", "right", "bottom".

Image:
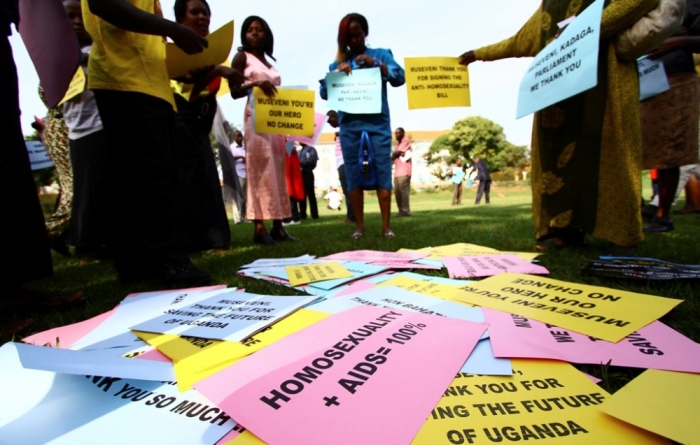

{"left": 299, "top": 142, "right": 319, "bottom": 220}
{"left": 473, "top": 156, "right": 491, "bottom": 205}
{"left": 230, "top": 130, "right": 247, "bottom": 223}
{"left": 449, "top": 158, "right": 465, "bottom": 205}
{"left": 392, "top": 127, "right": 412, "bottom": 217}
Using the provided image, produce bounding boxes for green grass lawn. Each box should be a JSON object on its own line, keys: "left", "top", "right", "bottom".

{"left": 13, "top": 182, "right": 700, "bottom": 393}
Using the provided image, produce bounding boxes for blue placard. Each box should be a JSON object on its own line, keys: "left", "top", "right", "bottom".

{"left": 516, "top": 0, "right": 605, "bottom": 118}
{"left": 326, "top": 67, "right": 383, "bottom": 114}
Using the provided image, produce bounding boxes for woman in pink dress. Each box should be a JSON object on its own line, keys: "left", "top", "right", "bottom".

{"left": 230, "top": 16, "right": 296, "bottom": 246}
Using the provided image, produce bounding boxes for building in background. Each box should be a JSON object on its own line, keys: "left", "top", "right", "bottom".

{"left": 313, "top": 130, "right": 449, "bottom": 191}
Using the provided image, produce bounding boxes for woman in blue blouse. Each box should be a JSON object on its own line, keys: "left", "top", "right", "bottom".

{"left": 320, "top": 13, "right": 405, "bottom": 239}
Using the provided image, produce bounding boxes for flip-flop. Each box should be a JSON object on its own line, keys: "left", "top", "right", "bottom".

{"left": 351, "top": 231, "right": 364, "bottom": 240}
{"left": 0, "top": 317, "right": 34, "bottom": 338}
{"left": 384, "top": 230, "right": 396, "bottom": 238}
{"left": 0, "top": 289, "right": 85, "bottom": 314}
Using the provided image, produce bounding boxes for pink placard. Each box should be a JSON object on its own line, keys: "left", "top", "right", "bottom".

{"left": 195, "top": 306, "right": 487, "bottom": 445}
{"left": 444, "top": 254, "right": 549, "bottom": 278}
{"left": 369, "top": 261, "right": 442, "bottom": 270}
{"left": 287, "top": 113, "right": 328, "bottom": 146}
{"left": 134, "top": 348, "right": 172, "bottom": 363}
{"left": 484, "top": 308, "right": 700, "bottom": 373}
{"left": 22, "top": 308, "right": 116, "bottom": 348}
{"left": 321, "top": 250, "right": 429, "bottom": 263}
{"left": 18, "top": 0, "right": 81, "bottom": 108}
{"left": 330, "top": 280, "right": 378, "bottom": 298}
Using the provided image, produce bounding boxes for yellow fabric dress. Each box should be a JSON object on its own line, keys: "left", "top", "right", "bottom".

{"left": 475, "top": 0, "right": 658, "bottom": 247}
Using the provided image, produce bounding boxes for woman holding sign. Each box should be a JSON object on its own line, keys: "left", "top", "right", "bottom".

{"left": 230, "top": 16, "right": 297, "bottom": 246}
{"left": 170, "top": 0, "right": 241, "bottom": 251}
{"left": 459, "top": 0, "right": 658, "bottom": 253}
{"left": 320, "top": 13, "right": 405, "bottom": 239}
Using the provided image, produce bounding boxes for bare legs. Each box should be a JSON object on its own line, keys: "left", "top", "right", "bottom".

{"left": 644, "top": 167, "right": 679, "bottom": 233}
{"left": 348, "top": 188, "right": 393, "bottom": 238}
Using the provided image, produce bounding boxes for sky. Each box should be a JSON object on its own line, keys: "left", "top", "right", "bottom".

{"left": 9, "top": 0, "right": 540, "bottom": 146}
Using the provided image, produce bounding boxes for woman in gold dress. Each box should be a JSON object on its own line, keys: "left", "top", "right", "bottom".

{"left": 460, "top": 0, "right": 658, "bottom": 252}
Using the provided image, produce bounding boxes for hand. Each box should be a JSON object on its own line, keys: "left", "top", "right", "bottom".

{"left": 354, "top": 54, "right": 377, "bottom": 68}
{"left": 648, "top": 37, "right": 687, "bottom": 60}
{"left": 218, "top": 66, "right": 244, "bottom": 85}
{"left": 337, "top": 62, "right": 352, "bottom": 75}
{"left": 458, "top": 50, "right": 477, "bottom": 66}
{"left": 391, "top": 150, "right": 401, "bottom": 160}
{"left": 168, "top": 23, "right": 208, "bottom": 55}
{"left": 326, "top": 110, "right": 338, "bottom": 128}
{"left": 256, "top": 80, "right": 277, "bottom": 97}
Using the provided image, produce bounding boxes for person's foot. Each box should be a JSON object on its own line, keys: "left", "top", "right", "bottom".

{"left": 0, "top": 317, "right": 34, "bottom": 338}
{"left": 282, "top": 220, "right": 301, "bottom": 227}
{"left": 270, "top": 229, "right": 299, "bottom": 242}
{"left": 48, "top": 237, "right": 71, "bottom": 257}
{"left": 641, "top": 204, "right": 658, "bottom": 219}
{"left": 253, "top": 233, "right": 277, "bottom": 246}
{"left": 535, "top": 229, "right": 585, "bottom": 251}
{"left": 384, "top": 229, "right": 396, "bottom": 238}
{"left": 351, "top": 231, "right": 364, "bottom": 240}
{"left": 673, "top": 207, "right": 700, "bottom": 215}
{"left": 643, "top": 217, "right": 674, "bottom": 233}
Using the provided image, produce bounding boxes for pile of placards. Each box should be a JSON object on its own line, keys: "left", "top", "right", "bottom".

{"left": 2, "top": 243, "right": 698, "bottom": 445}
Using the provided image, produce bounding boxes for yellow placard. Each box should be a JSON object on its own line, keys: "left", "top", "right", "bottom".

{"left": 58, "top": 67, "right": 86, "bottom": 106}
{"left": 252, "top": 87, "right": 315, "bottom": 137}
{"left": 216, "top": 59, "right": 232, "bottom": 98}
{"left": 424, "top": 243, "right": 501, "bottom": 260}
{"left": 285, "top": 261, "right": 352, "bottom": 287}
{"left": 403, "top": 245, "right": 540, "bottom": 262}
{"left": 412, "top": 359, "right": 667, "bottom": 444}
{"left": 404, "top": 57, "right": 470, "bottom": 110}
{"left": 166, "top": 21, "right": 234, "bottom": 78}
{"left": 225, "top": 430, "right": 265, "bottom": 445}
{"left": 451, "top": 273, "right": 682, "bottom": 342}
{"left": 598, "top": 369, "right": 700, "bottom": 445}
{"left": 134, "top": 309, "right": 329, "bottom": 391}
{"left": 376, "top": 276, "right": 470, "bottom": 303}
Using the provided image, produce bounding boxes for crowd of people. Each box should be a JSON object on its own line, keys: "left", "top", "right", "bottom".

{"left": 3, "top": 0, "right": 699, "bottom": 336}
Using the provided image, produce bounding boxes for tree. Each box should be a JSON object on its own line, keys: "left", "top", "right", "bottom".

{"left": 424, "top": 134, "right": 454, "bottom": 180}
{"left": 492, "top": 142, "right": 530, "bottom": 181}
{"left": 425, "top": 116, "right": 509, "bottom": 172}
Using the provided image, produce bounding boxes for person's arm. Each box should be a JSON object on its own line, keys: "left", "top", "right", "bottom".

{"left": 649, "top": 3, "right": 700, "bottom": 58}
{"left": 86, "top": 0, "right": 207, "bottom": 54}
{"left": 463, "top": 6, "right": 542, "bottom": 65}
{"left": 600, "top": 0, "right": 660, "bottom": 39}
{"left": 377, "top": 49, "right": 405, "bottom": 87}
{"left": 185, "top": 65, "right": 243, "bottom": 100}
{"left": 229, "top": 51, "right": 276, "bottom": 99}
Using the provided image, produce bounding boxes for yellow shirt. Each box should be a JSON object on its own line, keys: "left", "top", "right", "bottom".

{"left": 81, "top": 0, "right": 175, "bottom": 109}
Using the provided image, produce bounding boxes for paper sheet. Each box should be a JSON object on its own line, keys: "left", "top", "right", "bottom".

{"left": 166, "top": 21, "right": 234, "bottom": 78}
{"left": 452, "top": 273, "right": 681, "bottom": 342}
{"left": 597, "top": 369, "right": 700, "bottom": 445}
{"left": 484, "top": 309, "right": 700, "bottom": 372}
{"left": 413, "top": 359, "right": 668, "bottom": 444}
{"left": 195, "top": 306, "right": 488, "bottom": 445}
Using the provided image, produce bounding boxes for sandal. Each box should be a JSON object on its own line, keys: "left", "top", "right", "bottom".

{"left": 270, "top": 230, "right": 299, "bottom": 242}
{"left": 0, "top": 317, "right": 34, "bottom": 338}
{"left": 0, "top": 289, "right": 85, "bottom": 314}
{"left": 253, "top": 233, "right": 277, "bottom": 246}
{"left": 535, "top": 229, "right": 585, "bottom": 252}
{"left": 351, "top": 231, "right": 364, "bottom": 240}
{"left": 384, "top": 230, "right": 396, "bottom": 238}
{"left": 643, "top": 217, "right": 674, "bottom": 233}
